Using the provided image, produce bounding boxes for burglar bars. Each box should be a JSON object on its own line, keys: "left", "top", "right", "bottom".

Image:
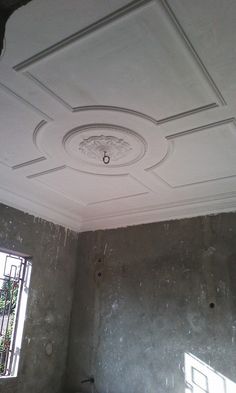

{"left": 0, "top": 253, "right": 26, "bottom": 376}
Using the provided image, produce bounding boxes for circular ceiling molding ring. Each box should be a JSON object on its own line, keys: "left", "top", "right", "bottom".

{"left": 34, "top": 107, "right": 168, "bottom": 175}
{"left": 63, "top": 124, "right": 147, "bottom": 168}
{"left": 72, "top": 105, "right": 159, "bottom": 124}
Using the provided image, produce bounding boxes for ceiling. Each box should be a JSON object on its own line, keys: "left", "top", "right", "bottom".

{"left": 1, "top": 0, "right": 236, "bottom": 232}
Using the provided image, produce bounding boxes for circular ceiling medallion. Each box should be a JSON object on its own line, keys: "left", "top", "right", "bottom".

{"left": 63, "top": 124, "right": 147, "bottom": 168}
{"left": 34, "top": 106, "right": 169, "bottom": 175}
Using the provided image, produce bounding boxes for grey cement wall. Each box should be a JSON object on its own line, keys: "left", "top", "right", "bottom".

{"left": 0, "top": 203, "right": 79, "bottom": 393}
{"left": 66, "top": 213, "right": 236, "bottom": 393}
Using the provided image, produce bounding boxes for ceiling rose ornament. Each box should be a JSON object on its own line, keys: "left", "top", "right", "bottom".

{"left": 34, "top": 107, "right": 169, "bottom": 175}
{"left": 63, "top": 124, "right": 147, "bottom": 168}
{"left": 78, "top": 134, "right": 132, "bottom": 165}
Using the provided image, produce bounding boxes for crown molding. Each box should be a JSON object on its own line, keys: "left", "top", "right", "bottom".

{"left": 81, "top": 192, "right": 236, "bottom": 231}
{"left": 0, "top": 185, "right": 82, "bottom": 232}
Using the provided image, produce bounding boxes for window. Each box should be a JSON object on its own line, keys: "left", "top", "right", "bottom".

{"left": 0, "top": 251, "right": 31, "bottom": 377}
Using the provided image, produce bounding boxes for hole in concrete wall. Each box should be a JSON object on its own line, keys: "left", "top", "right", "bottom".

{"left": 98, "top": 258, "right": 102, "bottom": 263}
{"left": 209, "top": 302, "right": 215, "bottom": 309}
{"left": 97, "top": 272, "right": 102, "bottom": 277}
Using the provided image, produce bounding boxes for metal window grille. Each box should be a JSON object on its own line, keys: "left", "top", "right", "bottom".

{"left": 0, "top": 253, "right": 27, "bottom": 376}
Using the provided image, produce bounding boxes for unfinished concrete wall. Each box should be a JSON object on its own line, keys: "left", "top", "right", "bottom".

{"left": 0, "top": 203, "right": 78, "bottom": 393}
{"left": 66, "top": 213, "right": 236, "bottom": 393}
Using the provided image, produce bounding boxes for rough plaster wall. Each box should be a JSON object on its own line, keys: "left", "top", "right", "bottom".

{"left": 66, "top": 213, "right": 236, "bottom": 393}
{"left": 0, "top": 203, "right": 78, "bottom": 393}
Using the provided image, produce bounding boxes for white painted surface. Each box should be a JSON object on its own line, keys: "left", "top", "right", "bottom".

{"left": 185, "top": 352, "right": 236, "bottom": 393}
{"left": 0, "top": 0, "right": 236, "bottom": 231}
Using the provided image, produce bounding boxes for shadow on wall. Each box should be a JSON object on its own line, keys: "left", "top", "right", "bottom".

{"left": 185, "top": 352, "right": 236, "bottom": 393}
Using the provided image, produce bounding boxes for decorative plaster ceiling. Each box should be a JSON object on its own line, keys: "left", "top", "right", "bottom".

{"left": 1, "top": 0, "right": 236, "bottom": 231}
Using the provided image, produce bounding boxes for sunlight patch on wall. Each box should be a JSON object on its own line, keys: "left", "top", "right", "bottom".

{"left": 185, "top": 352, "right": 236, "bottom": 393}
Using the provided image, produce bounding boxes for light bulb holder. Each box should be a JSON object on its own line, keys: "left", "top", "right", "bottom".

{"left": 103, "top": 151, "right": 110, "bottom": 164}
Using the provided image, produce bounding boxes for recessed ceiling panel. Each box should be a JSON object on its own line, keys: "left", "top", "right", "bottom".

{"left": 0, "top": 90, "right": 45, "bottom": 167}
{"left": 16, "top": 0, "right": 221, "bottom": 118}
{"left": 152, "top": 119, "right": 236, "bottom": 187}
{"left": 31, "top": 167, "right": 149, "bottom": 206}
{"left": 0, "top": 0, "right": 235, "bottom": 231}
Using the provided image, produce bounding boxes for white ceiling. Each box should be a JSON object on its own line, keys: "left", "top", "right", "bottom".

{"left": 1, "top": 0, "right": 236, "bottom": 232}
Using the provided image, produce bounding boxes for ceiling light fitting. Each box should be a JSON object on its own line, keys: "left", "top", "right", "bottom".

{"left": 102, "top": 151, "right": 110, "bottom": 165}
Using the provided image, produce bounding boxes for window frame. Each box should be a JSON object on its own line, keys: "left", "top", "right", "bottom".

{"left": 0, "top": 250, "right": 32, "bottom": 378}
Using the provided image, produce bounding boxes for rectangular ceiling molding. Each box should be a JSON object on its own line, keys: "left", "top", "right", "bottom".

{"left": 13, "top": 0, "right": 226, "bottom": 116}
{"left": 0, "top": 82, "right": 53, "bottom": 121}
{"left": 12, "top": 156, "right": 46, "bottom": 170}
